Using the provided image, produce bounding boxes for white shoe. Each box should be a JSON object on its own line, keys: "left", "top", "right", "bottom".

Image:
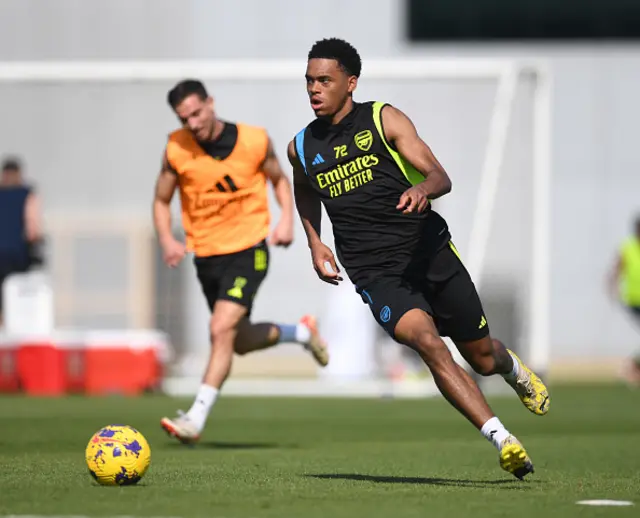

{"left": 160, "top": 411, "right": 200, "bottom": 444}
{"left": 299, "top": 315, "right": 329, "bottom": 367}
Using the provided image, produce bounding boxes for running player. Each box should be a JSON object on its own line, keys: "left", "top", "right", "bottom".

{"left": 288, "top": 38, "right": 549, "bottom": 480}
{"left": 609, "top": 214, "right": 640, "bottom": 386}
{"left": 155, "top": 79, "right": 329, "bottom": 444}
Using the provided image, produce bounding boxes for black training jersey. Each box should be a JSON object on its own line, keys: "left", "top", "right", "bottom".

{"left": 294, "top": 101, "right": 450, "bottom": 286}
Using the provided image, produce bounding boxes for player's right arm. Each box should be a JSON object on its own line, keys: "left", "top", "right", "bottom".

{"left": 153, "top": 150, "right": 186, "bottom": 268}
{"left": 381, "top": 105, "right": 452, "bottom": 214}
{"left": 287, "top": 139, "right": 342, "bottom": 285}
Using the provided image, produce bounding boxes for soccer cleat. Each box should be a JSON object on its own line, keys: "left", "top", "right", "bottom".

{"left": 160, "top": 411, "right": 200, "bottom": 445}
{"left": 299, "top": 314, "right": 329, "bottom": 367}
{"left": 499, "top": 435, "right": 534, "bottom": 480}
{"left": 507, "top": 349, "right": 550, "bottom": 415}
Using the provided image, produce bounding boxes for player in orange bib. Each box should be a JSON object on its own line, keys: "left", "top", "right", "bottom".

{"left": 153, "top": 80, "right": 329, "bottom": 443}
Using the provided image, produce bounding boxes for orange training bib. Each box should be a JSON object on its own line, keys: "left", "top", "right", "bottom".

{"left": 166, "top": 123, "right": 270, "bottom": 256}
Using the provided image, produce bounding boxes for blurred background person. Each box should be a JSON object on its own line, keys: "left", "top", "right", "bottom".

{"left": 0, "top": 156, "right": 45, "bottom": 327}
{"left": 609, "top": 214, "right": 640, "bottom": 386}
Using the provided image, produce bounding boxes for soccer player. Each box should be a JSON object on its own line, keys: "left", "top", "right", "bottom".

{"left": 0, "top": 157, "right": 44, "bottom": 326}
{"left": 288, "top": 38, "right": 550, "bottom": 480}
{"left": 609, "top": 215, "right": 640, "bottom": 386}
{"left": 154, "top": 79, "right": 329, "bottom": 443}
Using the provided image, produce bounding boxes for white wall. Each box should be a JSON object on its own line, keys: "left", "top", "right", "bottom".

{"left": 1, "top": 0, "right": 639, "bottom": 362}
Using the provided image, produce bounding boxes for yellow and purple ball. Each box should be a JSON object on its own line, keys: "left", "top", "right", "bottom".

{"left": 85, "top": 425, "right": 151, "bottom": 486}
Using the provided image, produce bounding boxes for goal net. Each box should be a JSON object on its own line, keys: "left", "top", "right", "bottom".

{"left": 0, "top": 58, "right": 551, "bottom": 397}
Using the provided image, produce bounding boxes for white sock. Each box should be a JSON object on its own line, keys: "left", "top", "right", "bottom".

{"left": 185, "top": 384, "right": 219, "bottom": 432}
{"left": 296, "top": 323, "right": 311, "bottom": 343}
{"left": 501, "top": 351, "right": 520, "bottom": 383}
{"left": 480, "top": 416, "right": 511, "bottom": 450}
{"left": 277, "top": 323, "right": 311, "bottom": 344}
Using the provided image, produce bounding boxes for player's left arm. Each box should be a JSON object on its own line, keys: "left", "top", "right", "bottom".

{"left": 24, "top": 189, "right": 43, "bottom": 243}
{"left": 24, "top": 188, "right": 45, "bottom": 267}
{"left": 381, "top": 105, "right": 452, "bottom": 214}
{"left": 262, "top": 136, "right": 294, "bottom": 247}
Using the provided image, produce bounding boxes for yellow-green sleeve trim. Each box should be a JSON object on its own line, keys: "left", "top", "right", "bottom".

{"left": 372, "top": 101, "right": 424, "bottom": 187}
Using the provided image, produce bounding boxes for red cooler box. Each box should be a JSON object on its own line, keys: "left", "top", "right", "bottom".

{"left": 57, "top": 331, "right": 88, "bottom": 393}
{"left": 15, "top": 334, "right": 66, "bottom": 396}
{"left": 83, "top": 330, "right": 171, "bottom": 395}
{"left": 13, "top": 331, "right": 87, "bottom": 395}
{"left": 0, "top": 334, "right": 19, "bottom": 392}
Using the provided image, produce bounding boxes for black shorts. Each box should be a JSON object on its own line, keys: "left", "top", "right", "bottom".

{"left": 194, "top": 240, "right": 269, "bottom": 315}
{"left": 355, "top": 241, "right": 489, "bottom": 342}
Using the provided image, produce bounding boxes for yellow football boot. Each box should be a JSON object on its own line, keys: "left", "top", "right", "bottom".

{"left": 499, "top": 435, "right": 534, "bottom": 480}
{"left": 507, "top": 349, "right": 550, "bottom": 415}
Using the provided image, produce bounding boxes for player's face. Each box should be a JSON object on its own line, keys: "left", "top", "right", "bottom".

{"left": 0, "top": 168, "right": 21, "bottom": 186}
{"left": 306, "top": 58, "right": 357, "bottom": 118}
{"left": 174, "top": 94, "right": 216, "bottom": 141}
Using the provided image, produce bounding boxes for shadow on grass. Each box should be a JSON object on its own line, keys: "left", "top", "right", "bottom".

{"left": 166, "top": 440, "right": 292, "bottom": 450}
{"left": 305, "top": 473, "right": 539, "bottom": 489}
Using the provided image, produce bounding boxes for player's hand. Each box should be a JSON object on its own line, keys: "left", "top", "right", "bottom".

{"left": 161, "top": 237, "right": 186, "bottom": 268}
{"left": 397, "top": 183, "right": 430, "bottom": 214}
{"left": 310, "top": 242, "right": 343, "bottom": 285}
{"left": 269, "top": 219, "right": 294, "bottom": 248}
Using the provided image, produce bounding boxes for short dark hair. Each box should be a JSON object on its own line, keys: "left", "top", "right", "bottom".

{"left": 308, "top": 38, "right": 362, "bottom": 78}
{"left": 167, "top": 79, "right": 209, "bottom": 109}
{"left": 1, "top": 156, "right": 22, "bottom": 172}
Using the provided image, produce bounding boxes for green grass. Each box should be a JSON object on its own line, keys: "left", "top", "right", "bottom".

{"left": 0, "top": 384, "right": 638, "bottom": 517}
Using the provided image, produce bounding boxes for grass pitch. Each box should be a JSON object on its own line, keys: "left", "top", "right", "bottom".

{"left": 0, "top": 384, "right": 638, "bottom": 517}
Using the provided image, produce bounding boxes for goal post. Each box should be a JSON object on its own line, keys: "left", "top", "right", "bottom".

{"left": 0, "top": 58, "right": 552, "bottom": 396}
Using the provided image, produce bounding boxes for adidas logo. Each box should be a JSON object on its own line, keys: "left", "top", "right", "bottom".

{"left": 312, "top": 153, "right": 325, "bottom": 166}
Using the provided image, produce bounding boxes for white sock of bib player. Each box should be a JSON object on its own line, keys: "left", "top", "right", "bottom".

{"left": 185, "top": 384, "right": 219, "bottom": 433}
{"left": 480, "top": 416, "right": 511, "bottom": 450}
{"left": 277, "top": 323, "right": 311, "bottom": 344}
{"left": 501, "top": 351, "right": 520, "bottom": 384}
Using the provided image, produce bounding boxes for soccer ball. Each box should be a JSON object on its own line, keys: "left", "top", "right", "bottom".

{"left": 85, "top": 425, "right": 151, "bottom": 486}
